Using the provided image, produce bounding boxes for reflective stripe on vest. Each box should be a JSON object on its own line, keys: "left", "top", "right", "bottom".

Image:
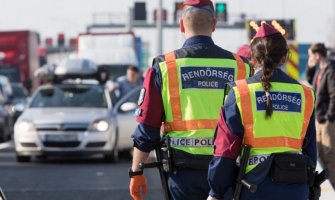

{"left": 234, "top": 79, "right": 314, "bottom": 172}
{"left": 170, "top": 137, "right": 214, "bottom": 147}
{"left": 163, "top": 51, "right": 248, "bottom": 132}
{"left": 160, "top": 51, "right": 250, "bottom": 156}
{"left": 233, "top": 53, "right": 247, "bottom": 80}
{"left": 247, "top": 152, "right": 302, "bottom": 166}
{"left": 236, "top": 80, "right": 313, "bottom": 148}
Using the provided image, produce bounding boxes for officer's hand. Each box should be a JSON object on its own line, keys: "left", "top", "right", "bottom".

{"left": 130, "top": 174, "right": 147, "bottom": 200}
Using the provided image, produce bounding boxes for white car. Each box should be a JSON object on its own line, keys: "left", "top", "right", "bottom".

{"left": 14, "top": 82, "right": 140, "bottom": 162}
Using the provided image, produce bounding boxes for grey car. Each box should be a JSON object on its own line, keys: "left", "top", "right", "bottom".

{"left": 14, "top": 82, "right": 140, "bottom": 162}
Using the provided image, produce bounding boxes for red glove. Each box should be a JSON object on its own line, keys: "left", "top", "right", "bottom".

{"left": 130, "top": 174, "right": 147, "bottom": 200}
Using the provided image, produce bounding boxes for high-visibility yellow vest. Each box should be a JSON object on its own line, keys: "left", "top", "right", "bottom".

{"left": 232, "top": 79, "right": 314, "bottom": 173}
{"left": 159, "top": 51, "right": 250, "bottom": 156}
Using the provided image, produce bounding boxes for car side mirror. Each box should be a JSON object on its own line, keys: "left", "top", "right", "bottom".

{"left": 120, "top": 102, "right": 137, "bottom": 113}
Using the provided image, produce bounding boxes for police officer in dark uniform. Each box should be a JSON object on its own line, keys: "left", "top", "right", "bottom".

{"left": 207, "top": 23, "right": 316, "bottom": 200}
{"left": 129, "top": 0, "right": 250, "bottom": 199}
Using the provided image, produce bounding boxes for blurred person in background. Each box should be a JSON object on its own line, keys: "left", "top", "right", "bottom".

{"left": 236, "top": 44, "right": 251, "bottom": 60}
{"left": 306, "top": 43, "right": 335, "bottom": 188}
{"left": 34, "top": 63, "right": 55, "bottom": 86}
{"left": 236, "top": 44, "right": 254, "bottom": 73}
{"left": 108, "top": 65, "right": 143, "bottom": 102}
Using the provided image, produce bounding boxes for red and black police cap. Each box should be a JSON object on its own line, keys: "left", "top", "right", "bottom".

{"left": 254, "top": 23, "right": 280, "bottom": 38}
{"left": 184, "top": 0, "right": 213, "bottom": 7}
{"left": 183, "top": 0, "right": 214, "bottom": 16}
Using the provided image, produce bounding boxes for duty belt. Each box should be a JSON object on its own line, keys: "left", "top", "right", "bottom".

{"left": 170, "top": 137, "right": 214, "bottom": 147}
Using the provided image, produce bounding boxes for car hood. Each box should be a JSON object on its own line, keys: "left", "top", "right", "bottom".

{"left": 19, "top": 108, "right": 110, "bottom": 124}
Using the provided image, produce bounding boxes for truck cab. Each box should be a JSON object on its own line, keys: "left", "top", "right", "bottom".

{"left": 0, "top": 31, "right": 39, "bottom": 92}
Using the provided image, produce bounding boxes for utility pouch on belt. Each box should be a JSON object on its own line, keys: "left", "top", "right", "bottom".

{"left": 270, "top": 153, "right": 310, "bottom": 184}
{"left": 159, "top": 136, "right": 173, "bottom": 173}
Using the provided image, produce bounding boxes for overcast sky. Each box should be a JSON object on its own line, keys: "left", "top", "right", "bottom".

{"left": 0, "top": 0, "right": 334, "bottom": 47}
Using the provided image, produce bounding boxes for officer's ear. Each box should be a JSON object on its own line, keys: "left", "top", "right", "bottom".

{"left": 280, "top": 55, "right": 288, "bottom": 64}
{"left": 212, "top": 18, "right": 217, "bottom": 32}
{"left": 180, "top": 19, "right": 185, "bottom": 33}
{"left": 315, "top": 52, "right": 321, "bottom": 61}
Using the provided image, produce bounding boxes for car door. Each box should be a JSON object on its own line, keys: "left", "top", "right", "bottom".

{"left": 113, "top": 86, "right": 141, "bottom": 150}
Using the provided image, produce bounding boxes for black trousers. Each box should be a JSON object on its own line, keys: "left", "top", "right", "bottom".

{"left": 167, "top": 168, "right": 233, "bottom": 200}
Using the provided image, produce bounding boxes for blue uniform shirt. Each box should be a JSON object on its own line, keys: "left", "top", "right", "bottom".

{"left": 115, "top": 75, "right": 143, "bottom": 103}
{"left": 208, "top": 68, "right": 317, "bottom": 200}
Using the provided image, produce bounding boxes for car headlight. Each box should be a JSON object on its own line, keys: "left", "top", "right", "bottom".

{"left": 17, "top": 120, "right": 35, "bottom": 132}
{"left": 89, "top": 120, "right": 109, "bottom": 132}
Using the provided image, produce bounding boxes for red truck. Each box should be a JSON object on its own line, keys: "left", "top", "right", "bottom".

{"left": 0, "top": 31, "right": 39, "bottom": 91}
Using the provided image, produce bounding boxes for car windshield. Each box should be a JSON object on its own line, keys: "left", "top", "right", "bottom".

{"left": 12, "top": 85, "right": 27, "bottom": 98}
{"left": 99, "top": 65, "right": 128, "bottom": 81}
{"left": 0, "top": 66, "right": 20, "bottom": 82}
{"left": 30, "top": 86, "right": 108, "bottom": 108}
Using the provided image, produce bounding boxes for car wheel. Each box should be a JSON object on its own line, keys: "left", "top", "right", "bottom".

{"left": 6, "top": 130, "right": 12, "bottom": 140}
{"left": 16, "top": 154, "right": 31, "bottom": 163}
{"left": 0, "top": 126, "right": 6, "bottom": 143}
{"left": 104, "top": 145, "right": 119, "bottom": 163}
{"left": 104, "top": 131, "right": 119, "bottom": 163}
{"left": 4, "top": 118, "right": 11, "bottom": 141}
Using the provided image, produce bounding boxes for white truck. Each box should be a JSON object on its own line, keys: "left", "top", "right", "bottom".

{"left": 77, "top": 32, "right": 139, "bottom": 80}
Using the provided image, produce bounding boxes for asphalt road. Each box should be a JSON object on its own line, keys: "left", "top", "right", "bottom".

{"left": 0, "top": 141, "right": 164, "bottom": 200}
{"left": 1, "top": 140, "right": 334, "bottom": 200}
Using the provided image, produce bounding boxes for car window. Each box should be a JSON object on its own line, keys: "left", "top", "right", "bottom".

{"left": 109, "top": 90, "right": 119, "bottom": 105}
{"left": 126, "top": 88, "right": 141, "bottom": 104}
{"left": 0, "top": 67, "right": 20, "bottom": 82}
{"left": 109, "top": 86, "right": 141, "bottom": 106}
{"left": 30, "top": 86, "right": 108, "bottom": 108}
{"left": 116, "top": 88, "right": 141, "bottom": 113}
{"left": 12, "top": 86, "right": 27, "bottom": 98}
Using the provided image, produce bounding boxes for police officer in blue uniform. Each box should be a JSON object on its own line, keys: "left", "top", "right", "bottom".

{"left": 129, "top": 0, "right": 250, "bottom": 199}
{"left": 207, "top": 23, "right": 317, "bottom": 200}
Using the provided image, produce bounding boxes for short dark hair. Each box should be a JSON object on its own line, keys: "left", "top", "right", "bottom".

{"left": 182, "top": 4, "right": 215, "bottom": 33}
{"left": 127, "top": 65, "right": 139, "bottom": 73}
{"left": 310, "top": 43, "right": 327, "bottom": 58}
